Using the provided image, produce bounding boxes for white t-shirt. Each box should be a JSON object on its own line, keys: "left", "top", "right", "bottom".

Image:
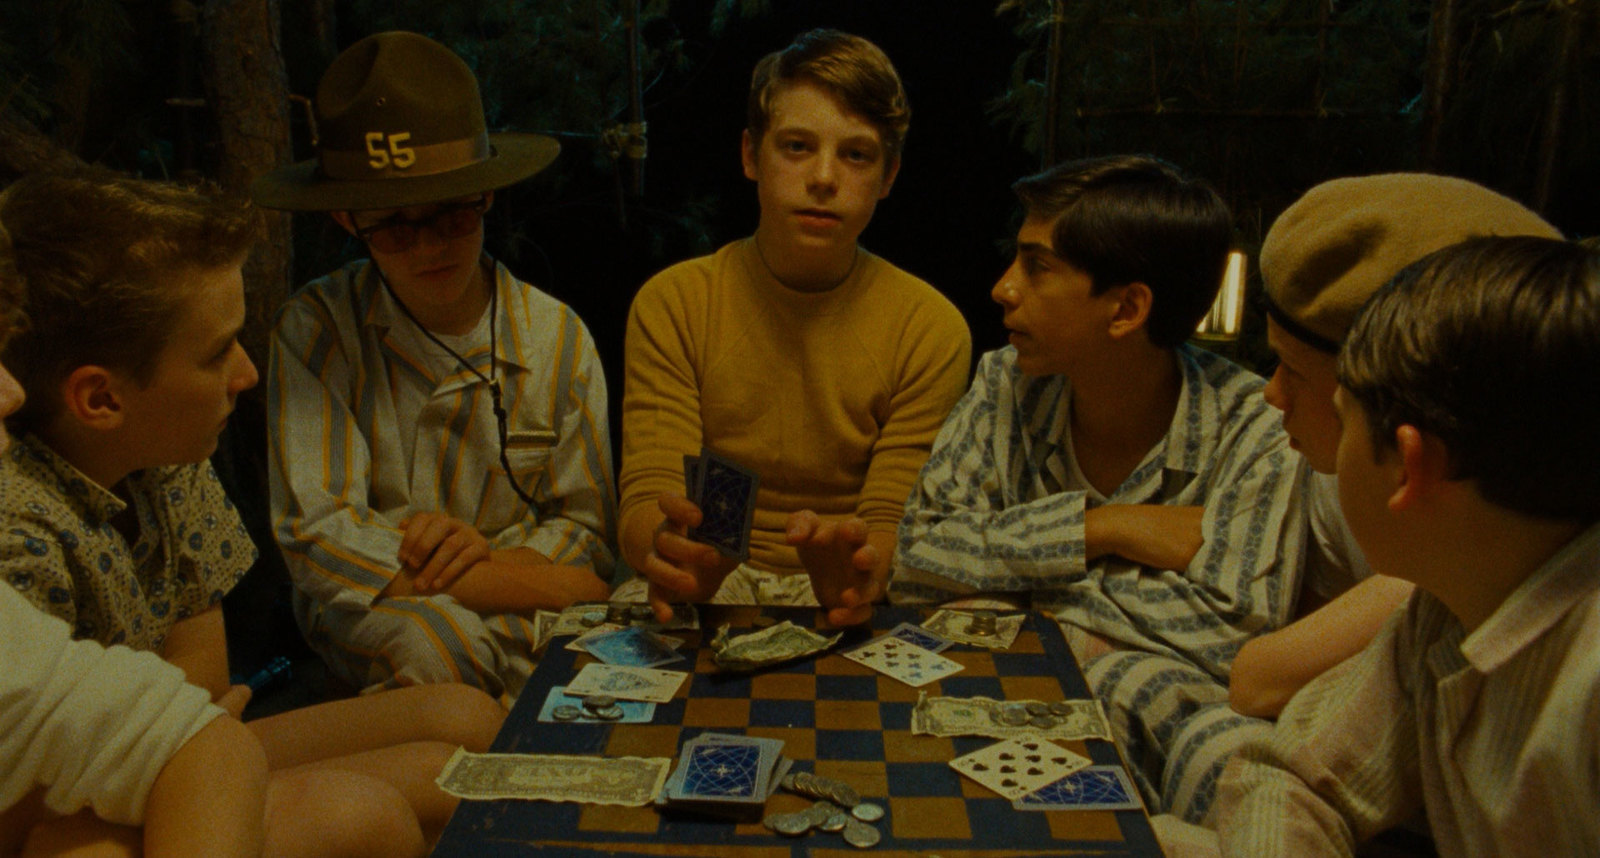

{"left": 1, "top": 584, "right": 222, "bottom": 825}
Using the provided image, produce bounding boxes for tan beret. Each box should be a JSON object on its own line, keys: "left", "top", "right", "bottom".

{"left": 1260, "top": 173, "right": 1560, "bottom": 351}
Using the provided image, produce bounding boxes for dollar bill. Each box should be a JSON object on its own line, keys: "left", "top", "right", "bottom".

{"left": 549, "top": 602, "right": 700, "bottom": 638}
{"left": 709, "top": 621, "right": 841, "bottom": 671}
{"left": 435, "top": 748, "right": 671, "bottom": 806}
{"left": 911, "top": 693, "right": 1112, "bottom": 742}
{"left": 530, "top": 609, "right": 559, "bottom": 652}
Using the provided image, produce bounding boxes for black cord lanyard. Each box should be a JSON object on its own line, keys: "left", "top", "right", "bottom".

{"left": 377, "top": 260, "right": 541, "bottom": 512}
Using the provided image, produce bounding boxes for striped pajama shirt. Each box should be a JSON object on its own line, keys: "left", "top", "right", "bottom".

{"left": 891, "top": 344, "right": 1307, "bottom": 822}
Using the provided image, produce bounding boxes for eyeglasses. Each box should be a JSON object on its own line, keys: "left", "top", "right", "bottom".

{"left": 354, "top": 196, "right": 489, "bottom": 254}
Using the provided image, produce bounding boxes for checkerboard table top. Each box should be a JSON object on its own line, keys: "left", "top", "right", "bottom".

{"left": 434, "top": 605, "right": 1164, "bottom": 857}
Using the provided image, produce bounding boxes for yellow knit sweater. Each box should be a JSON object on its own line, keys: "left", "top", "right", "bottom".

{"left": 620, "top": 238, "right": 971, "bottom": 576}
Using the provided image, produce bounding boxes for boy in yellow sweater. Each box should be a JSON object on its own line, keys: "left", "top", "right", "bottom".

{"left": 618, "top": 29, "right": 970, "bottom": 626}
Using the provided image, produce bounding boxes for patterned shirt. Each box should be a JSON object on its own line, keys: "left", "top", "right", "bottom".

{"left": 1217, "top": 521, "right": 1600, "bottom": 857}
{"left": 892, "top": 344, "right": 1306, "bottom": 680}
{"left": 0, "top": 434, "right": 254, "bottom": 650}
{"left": 269, "top": 258, "right": 616, "bottom": 609}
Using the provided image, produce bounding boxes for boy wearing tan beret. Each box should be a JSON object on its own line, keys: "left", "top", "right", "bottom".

{"left": 1227, "top": 174, "right": 1560, "bottom": 719}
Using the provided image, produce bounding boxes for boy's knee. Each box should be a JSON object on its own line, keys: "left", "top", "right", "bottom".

{"left": 267, "top": 769, "right": 425, "bottom": 858}
{"left": 410, "top": 684, "right": 506, "bottom": 751}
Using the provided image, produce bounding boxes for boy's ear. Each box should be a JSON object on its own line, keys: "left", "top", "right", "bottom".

{"left": 1388, "top": 424, "right": 1451, "bottom": 511}
{"left": 58, "top": 365, "right": 125, "bottom": 431}
{"left": 741, "top": 129, "right": 760, "bottom": 182}
{"left": 878, "top": 155, "right": 901, "bottom": 200}
{"left": 1106, "top": 282, "right": 1154, "bottom": 340}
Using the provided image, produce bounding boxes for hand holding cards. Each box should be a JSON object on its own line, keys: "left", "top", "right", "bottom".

{"left": 684, "top": 448, "right": 759, "bottom": 561}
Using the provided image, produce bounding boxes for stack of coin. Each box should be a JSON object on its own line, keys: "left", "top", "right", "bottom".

{"left": 578, "top": 609, "right": 606, "bottom": 628}
{"left": 964, "top": 610, "right": 998, "bottom": 637}
{"left": 986, "top": 699, "right": 1079, "bottom": 731}
{"left": 580, "top": 694, "right": 624, "bottom": 721}
{"left": 604, "top": 602, "right": 632, "bottom": 625}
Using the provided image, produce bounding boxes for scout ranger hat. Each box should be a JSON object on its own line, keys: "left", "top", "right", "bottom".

{"left": 252, "top": 31, "right": 559, "bottom": 212}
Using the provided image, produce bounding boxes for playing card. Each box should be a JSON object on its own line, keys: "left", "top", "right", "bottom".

{"left": 535, "top": 686, "right": 656, "bottom": 724}
{"left": 578, "top": 626, "right": 686, "bottom": 668}
{"left": 565, "top": 663, "right": 689, "bottom": 703}
{"left": 843, "top": 637, "right": 964, "bottom": 687}
{"left": 678, "top": 738, "right": 763, "bottom": 800}
{"left": 689, "top": 449, "right": 758, "bottom": 560}
{"left": 948, "top": 736, "right": 1091, "bottom": 801}
{"left": 683, "top": 453, "right": 702, "bottom": 501}
{"left": 565, "top": 622, "right": 626, "bottom": 652}
{"left": 1012, "top": 765, "right": 1143, "bottom": 811}
{"left": 884, "top": 621, "right": 954, "bottom": 653}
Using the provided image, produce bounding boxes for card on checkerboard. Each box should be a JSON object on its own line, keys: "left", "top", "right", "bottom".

{"left": 843, "top": 635, "right": 963, "bottom": 686}
{"left": 578, "top": 626, "right": 686, "bottom": 668}
{"left": 1011, "top": 765, "right": 1142, "bottom": 811}
{"left": 948, "top": 735, "right": 1091, "bottom": 801}
{"left": 535, "top": 686, "right": 656, "bottom": 723}
{"left": 687, "top": 448, "right": 758, "bottom": 561}
{"left": 564, "top": 663, "right": 688, "bottom": 703}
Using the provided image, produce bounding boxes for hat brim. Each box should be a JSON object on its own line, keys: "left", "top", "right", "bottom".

{"left": 251, "top": 133, "right": 559, "bottom": 212}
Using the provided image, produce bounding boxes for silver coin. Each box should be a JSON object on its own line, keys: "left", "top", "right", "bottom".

{"left": 1024, "top": 701, "right": 1051, "bottom": 716}
{"left": 594, "top": 705, "right": 626, "bottom": 721}
{"left": 820, "top": 812, "right": 851, "bottom": 832}
{"left": 1030, "top": 714, "right": 1059, "bottom": 730}
{"left": 762, "top": 813, "right": 784, "bottom": 832}
{"left": 850, "top": 801, "right": 885, "bottom": 822}
{"left": 1048, "top": 700, "right": 1074, "bottom": 716}
{"left": 780, "top": 772, "right": 799, "bottom": 792}
{"left": 551, "top": 704, "right": 582, "bottom": 721}
{"left": 998, "top": 706, "right": 1031, "bottom": 727}
{"left": 773, "top": 812, "right": 813, "bottom": 837}
{"left": 792, "top": 771, "right": 816, "bottom": 795}
{"left": 579, "top": 610, "right": 605, "bottom": 627}
{"left": 806, "top": 802, "right": 838, "bottom": 826}
{"left": 972, "top": 610, "right": 997, "bottom": 622}
{"left": 629, "top": 604, "right": 654, "bottom": 621}
{"left": 605, "top": 603, "right": 630, "bottom": 624}
{"left": 582, "top": 694, "right": 617, "bottom": 711}
{"left": 830, "top": 783, "right": 861, "bottom": 808}
{"left": 842, "top": 820, "right": 881, "bottom": 848}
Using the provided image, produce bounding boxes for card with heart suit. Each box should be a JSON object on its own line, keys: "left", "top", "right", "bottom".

{"left": 564, "top": 664, "right": 689, "bottom": 703}
{"left": 842, "top": 636, "right": 964, "bottom": 687}
{"left": 948, "top": 735, "right": 1091, "bottom": 801}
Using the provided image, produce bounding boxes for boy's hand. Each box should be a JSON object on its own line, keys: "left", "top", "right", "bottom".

{"left": 398, "top": 512, "right": 492, "bottom": 592}
{"left": 217, "top": 684, "right": 252, "bottom": 719}
{"left": 1085, "top": 504, "right": 1205, "bottom": 571}
{"left": 642, "top": 494, "right": 739, "bottom": 622}
{"left": 787, "top": 510, "right": 883, "bottom": 627}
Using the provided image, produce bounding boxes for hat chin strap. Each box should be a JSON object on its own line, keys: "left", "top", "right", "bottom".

{"left": 319, "top": 135, "right": 491, "bottom": 180}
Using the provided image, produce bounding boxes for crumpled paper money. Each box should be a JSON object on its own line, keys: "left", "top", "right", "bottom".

{"left": 709, "top": 621, "right": 840, "bottom": 671}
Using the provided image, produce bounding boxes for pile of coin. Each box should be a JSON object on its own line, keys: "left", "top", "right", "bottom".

{"left": 988, "top": 699, "right": 1079, "bottom": 730}
{"left": 764, "top": 772, "right": 885, "bottom": 849}
{"left": 964, "top": 610, "right": 999, "bottom": 637}
{"left": 551, "top": 693, "right": 625, "bottom": 722}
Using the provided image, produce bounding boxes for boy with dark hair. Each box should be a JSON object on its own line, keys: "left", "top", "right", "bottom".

{"left": 254, "top": 32, "right": 615, "bottom": 701}
{"left": 1188, "top": 236, "right": 1600, "bottom": 856}
{"left": 621, "top": 29, "right": 970, "bottom": 627}
{"left": 1228, "top": 173, "right": 1560, "bottom": 718}
{"left": 892, "top": 155, "right": 1306, "bottom": 822}
{"left": 0, "top": 168, "right": 505, "bottom": 855}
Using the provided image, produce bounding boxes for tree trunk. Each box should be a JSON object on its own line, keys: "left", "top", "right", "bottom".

{"left": 1419, "top": 0, "right": 1459, "bottom": 170}
{"left": 1531, "top": 0, "right": 1580, "bottom": 213}
{"left": 200, "top": 0, "right": 293, "bottom": 366}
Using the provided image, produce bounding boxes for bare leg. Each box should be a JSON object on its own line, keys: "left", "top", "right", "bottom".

{"left": 247, "top": 683, "right": 503, "bottom": 769}
{"left": 274, "top": 742, "right": 460, "bottom": 844}
{"left": 263, "top": 768, "right": 426, "bottom": 858}
{"left": 18, "top": 813, "right": 136, "bottom": 858}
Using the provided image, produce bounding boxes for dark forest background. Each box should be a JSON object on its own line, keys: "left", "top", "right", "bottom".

{"left": 3, "top": 0, "right": 1596, "bottom": 675}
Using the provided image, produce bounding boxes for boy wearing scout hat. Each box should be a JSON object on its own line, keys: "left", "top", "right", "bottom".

{"left": 255, "top": 32, "right": 616, "bottom": 702}
{"left": 1227, "top": 174, "right": 1560, "bottom": 720}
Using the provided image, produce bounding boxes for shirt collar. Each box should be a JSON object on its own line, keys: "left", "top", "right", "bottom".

{"left": 17, "top": 433, "right": 126, "bottom": 523}
{"left": 1460, "top": 519, "right": 1600, "bottom": 673}
{"left": 359, "top": 258, "right": 533, "bottom": 383}
{"left": 1031, "top": 345, "right": 1206, "bottom": 476}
